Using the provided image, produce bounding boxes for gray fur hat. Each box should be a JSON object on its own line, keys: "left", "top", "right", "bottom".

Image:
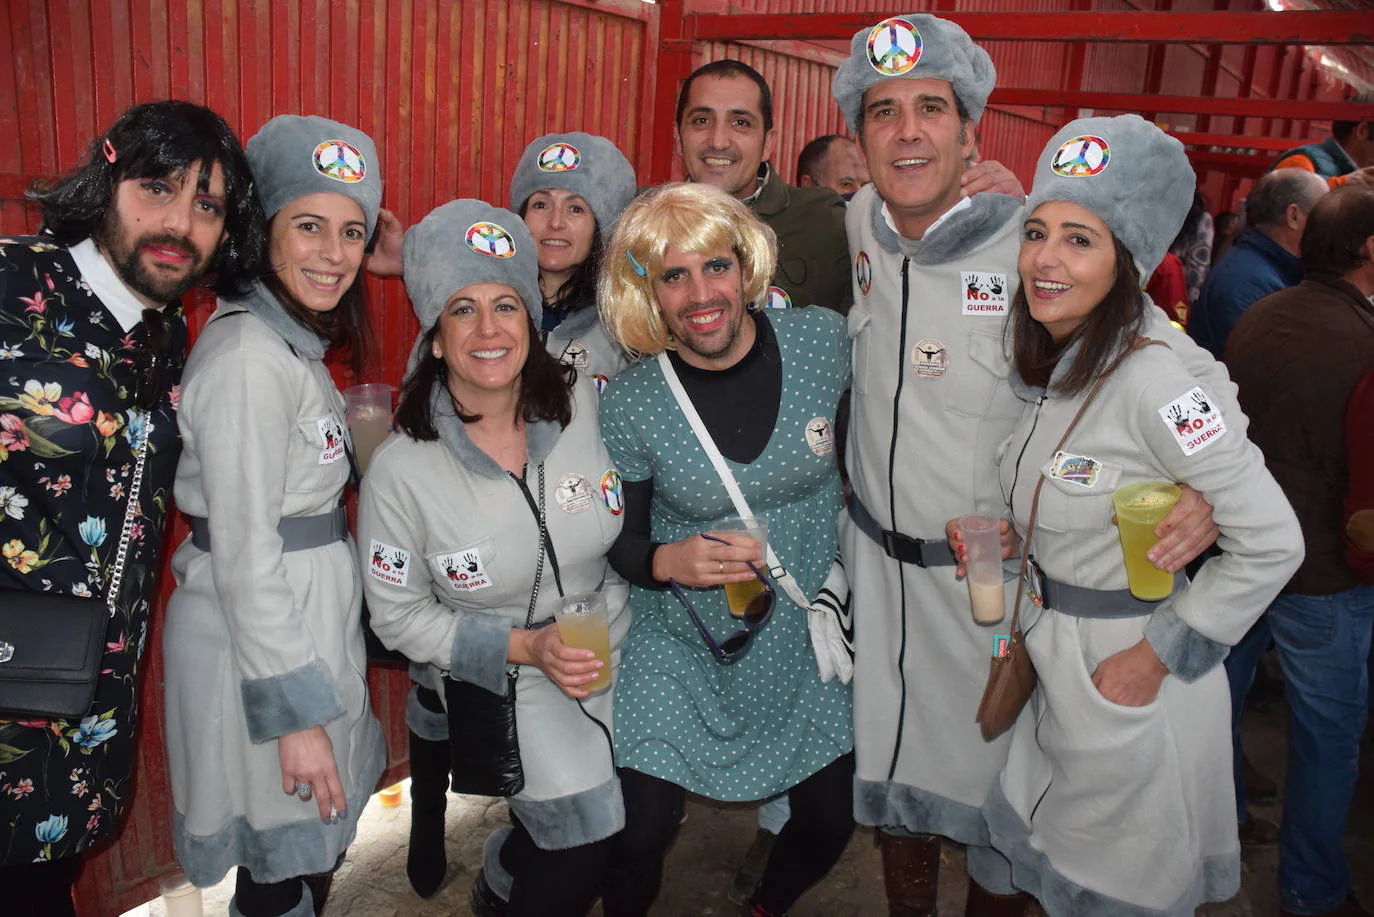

{"left": 508, "top": 132, "right": 637, "bottom": 238}
{"left": 1026, "top": 114, "right": 1196, "bottom": 280}
{"left": 402, "top": 198, "right": 543, "bottom": 332}
{"left": 246, "top": 114, "right": 382, "bottom": 237}
{"left": 831, "top": 14, "right": 996, "bottom": 132}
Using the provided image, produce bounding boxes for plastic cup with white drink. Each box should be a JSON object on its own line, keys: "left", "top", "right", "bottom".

{"left": 958, "top": 515, "right": 1006, "bottom": 626}
{"left": 344, "top": 383, "right": 392, "bottom": 474}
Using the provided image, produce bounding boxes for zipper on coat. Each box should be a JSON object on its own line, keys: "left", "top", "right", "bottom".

{"left": 1005, "top": 394, "right": 1048, "bottom": 518}
{"left": 887, "top": 257, "right": 912, "bottom": 782}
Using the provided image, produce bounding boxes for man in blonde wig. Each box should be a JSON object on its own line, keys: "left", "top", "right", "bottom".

{"left": 596, "top": 182, "right": 857, "bottom": 917}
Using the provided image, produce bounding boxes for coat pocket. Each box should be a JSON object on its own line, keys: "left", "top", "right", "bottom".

{"left": 428, "top": 537, "right": 507, "bottom": 603}
{"left": 1035, "top": 454, "right": 1122, "bottom": 535}
{"left": 285, "top": 414, "right": 351, "bottom": 495}
{"left": 945, "top": 327, "right": 1013, "bottom": 418}
{"left": 849, "top": 305, "right": 873, "bottom": 396}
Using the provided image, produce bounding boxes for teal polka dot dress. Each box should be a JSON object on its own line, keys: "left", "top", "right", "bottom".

{"left": 599, "top": 308, "right": 854, "bottom": 800}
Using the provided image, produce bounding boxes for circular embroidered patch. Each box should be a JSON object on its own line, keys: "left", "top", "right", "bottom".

{"left": 465, "top": 222, "right": 517, "bottom": 258}
{"left": 855, "top": 251, "right": 873, "bottom": 296}
{"left": 537, "top": 142, "right": 582, "bottom": 172}
{"left": 805, "top": 417, "right": 834, "bottom": 457}
{"left": 313, "top": 140, "right": 367, "bottom": 183}
{"left": 867, "top": 18, "right": 922, "bottom": 76}
{"left": 1050, "top": 135, "right": 1110, "bottom": 178}
{"left": 763, "top": 286, "right": 792, "bottom": 310}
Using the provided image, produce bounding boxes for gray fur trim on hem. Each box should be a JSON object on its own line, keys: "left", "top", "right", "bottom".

{"left": 854, "top": 776, "right": 991, "bottom": 847}
{"left": 240, "top": 659, "right": 347, "bottom": 743}
{"left": 483, "top": 825, "right": 515, "bottom": 900}
{"left": 983, "top": 780, "right": 1241, "bottom": 917}
{"left": 174, "top": 733, "right": 386, "bottom": 887}
{"left": 230, "top": 885, "right": 314, "bottom": 917}
{"left": 405, "top": 684, "right": 450, "bottom": 741}
{"left": 1144, "top": 606, "right": 1229, "bottom": 682}
{"left": 870, "top": 191, "right": 1022, "bottom": 264}
{"left": 507, "top": 777, "right": 625, "bottom": 850}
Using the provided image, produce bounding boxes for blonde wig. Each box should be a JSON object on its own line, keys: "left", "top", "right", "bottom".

{"left": 598, "top": 182, "right": 778, "bottom": 357}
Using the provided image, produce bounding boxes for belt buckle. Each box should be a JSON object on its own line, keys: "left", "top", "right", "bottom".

{"left": 881, "top": 530, "right": 926, "bottom": 567}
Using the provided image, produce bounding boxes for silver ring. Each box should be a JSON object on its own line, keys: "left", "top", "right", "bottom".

{"left": 295, "top": 782, "right": 312, "bottom": 801}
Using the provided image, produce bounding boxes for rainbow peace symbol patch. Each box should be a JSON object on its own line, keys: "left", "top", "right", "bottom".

{"left": 465, "top": 222, "right": 517, "bottom": 258}
{"left": 313, "top": 139, "right": 366, "bottom": 183}
{"left": 867, "top": 18, "right": 922, "bottom": 76}
{"left": 538, "top": 142, "right": 582, "bottom": 172}
{"left": 1051, "top": 136, "right": 1110, "bottom": 178}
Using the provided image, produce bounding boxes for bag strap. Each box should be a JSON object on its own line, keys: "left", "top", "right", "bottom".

{"left": 102, "top": 418, "right": 152, "bottom": 614}
{"left": 655, "top": 352, "right": 810, "bottom": 610}
{"left": 1009, "top": 337, "right": 1164, "bottom": 632}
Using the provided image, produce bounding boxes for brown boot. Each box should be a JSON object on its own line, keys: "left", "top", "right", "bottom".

{"left": 877, "top": 831, "right": 940, "bottom": 917}
{"left": 966, "top": 880, "right": 1033, "bottom": 917}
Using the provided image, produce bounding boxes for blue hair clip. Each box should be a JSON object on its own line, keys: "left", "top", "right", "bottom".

{"left": 626, "top": 250, "right": 647, "bottom": 278}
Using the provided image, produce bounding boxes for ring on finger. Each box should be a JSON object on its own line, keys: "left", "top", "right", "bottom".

{"left": 718, "top": 561, "right": 725, "bottom": 574}
{"left": 294, "top": 782, "right": 312, "bottom": 801}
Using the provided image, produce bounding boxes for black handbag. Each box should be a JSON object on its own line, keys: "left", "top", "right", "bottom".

{"left": 444, "top": 464, "right": 564, "bottom": 797}
{"left": 0, "top": 419, "right": 153, "bottom": 720}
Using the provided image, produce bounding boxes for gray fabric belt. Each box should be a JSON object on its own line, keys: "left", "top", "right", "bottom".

{"left": 847, "top": 494, "right": 956, "bottom": 568}
{"left": 1037, "top": 566, "right": 1187, "bottom": 619}
{"left": 187, "top": 504, "right": 349, "bottom": 553}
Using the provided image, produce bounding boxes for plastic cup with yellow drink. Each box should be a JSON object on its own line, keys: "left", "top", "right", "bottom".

{"left": 711, "top": 517, "right": 769, "bottom": 618}
{"left": 1112, "top": 482, "right": 1182, "bottom": 600}
{"left": 555, "top": 591, "right": 613, "bottom": 693}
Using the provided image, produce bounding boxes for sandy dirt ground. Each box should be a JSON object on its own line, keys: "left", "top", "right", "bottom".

{"left": 141, "top": 684, "right": 1373, "bottom": 917}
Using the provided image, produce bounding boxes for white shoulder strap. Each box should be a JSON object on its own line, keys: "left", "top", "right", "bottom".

{"left": 656, "top": 352, "right": 811, "bottom": 609}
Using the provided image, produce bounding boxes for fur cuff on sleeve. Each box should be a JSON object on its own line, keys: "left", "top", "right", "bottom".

{"left": 1144, "top": 606, "right": 1229, "bottom": 682}
{"left": 448, "top": 612, "right": 513, "bottom": 695}
{"left": 240, "top": 659, "right": 346, "bottom": 743}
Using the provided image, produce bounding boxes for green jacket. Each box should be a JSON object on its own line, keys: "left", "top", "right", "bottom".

{"left": 752, "top": 166, "right": 852, "bottom": 315}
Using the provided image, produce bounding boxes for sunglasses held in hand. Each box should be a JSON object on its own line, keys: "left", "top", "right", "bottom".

{"left": 668, "top": 532, "right": 775, "bottom": 664}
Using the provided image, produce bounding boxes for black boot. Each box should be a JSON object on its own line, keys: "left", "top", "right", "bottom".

{"left": 406, "top": 730, "right": 450, "bottom": 898}
{"left": 966, "top": 880, "right": 1033, "bottom": 917}
{"left": 301, "top": 873, "right": 332, "bottom": 917}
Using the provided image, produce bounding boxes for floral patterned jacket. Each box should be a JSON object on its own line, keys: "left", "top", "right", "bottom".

{"left": 0, "top": 237, "right": 184, "bottom": 866}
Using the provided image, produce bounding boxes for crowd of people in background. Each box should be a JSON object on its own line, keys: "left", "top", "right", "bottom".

{"left": 2, "top": 10, "right": 1373, "bottom": 917}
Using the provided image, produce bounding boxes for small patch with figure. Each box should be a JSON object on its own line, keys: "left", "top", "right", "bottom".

{"left": 560, "top": 341, "right": 591, "bottom": 370}
{"left": 1158, "top": 387, "right": 1227, "bottom": 456}
{"left": 368, "top": 540, "right": 411, "bottom": 587}
{"left": 805, "top": 417, "right": 834, "bottom": 456}
{"left": 592, "top": 373, "right": 610, "bottom": 394}
{"left": 317, "top": 415, "right": 346, "bottom": 464}
{"left": 911, "top": 337, "right": 948, "bottom": 379}
{"left": 438, "top": 548, "right": 492, "bottom": 592}
{"left": 762, "top": 286, "right": 792, "bottom": 310}
{"left": 1049, "top": 451, "right": 1101, "bottom": 487}
{"left": 465, "top": 222, "right": 517, "bottom": 258}
{"left": 961, "top": 271, "right": 1008, "bottom": 315}
{"left": 556, "top": 472, "right": 594, "bottom": 514}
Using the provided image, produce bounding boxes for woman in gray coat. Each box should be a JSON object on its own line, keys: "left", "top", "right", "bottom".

{"left": 358, "top": 199, "right": 630, "bottom": 917}
{"left": 952, "top": 116, "right": 1304, "bottom": 915}
{"left": 163, "top": 115, "right": 386, "bottom": 917}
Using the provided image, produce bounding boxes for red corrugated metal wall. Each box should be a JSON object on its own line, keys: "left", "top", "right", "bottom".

{"left": 0, "top": 1, "right": 1349, "bottom": 913}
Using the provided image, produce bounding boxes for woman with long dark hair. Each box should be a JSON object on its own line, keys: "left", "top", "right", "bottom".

{"left": 954, "top": 115, "right": 1303, "bottom": 916}
{"left": 510, "top": 131, "right": 637, "bottom": 386}
{"left": 162, "top": 115, "right": 386, "bottom": 917}
{"left": 358, "top": 199, "right": 630, "bottom": 917}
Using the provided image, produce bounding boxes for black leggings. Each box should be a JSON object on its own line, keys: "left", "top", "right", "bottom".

{"left": 603, "top": 751, "right": 856, "bottom": 916}
{"left": 500, "top": 811, "right": 611, "bottom": 917}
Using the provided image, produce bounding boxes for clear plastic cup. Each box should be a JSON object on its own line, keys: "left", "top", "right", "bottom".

{"left": 711, "top": 517, "right": 769, "bottom": 618}
{"left": 556, "top": 592, "right": 612, "bottom": 693}
{"left": 958, "top": 515, "right": 1005, "bottom": 625}
{"left": 159, "top": 870, "right": 204, "bottom": 917}
{"left": 344, "top": 383, "right": 393, "bottom": 474}
{"left": 1112, "top": 482, "right": 1182, "bottom": 600}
